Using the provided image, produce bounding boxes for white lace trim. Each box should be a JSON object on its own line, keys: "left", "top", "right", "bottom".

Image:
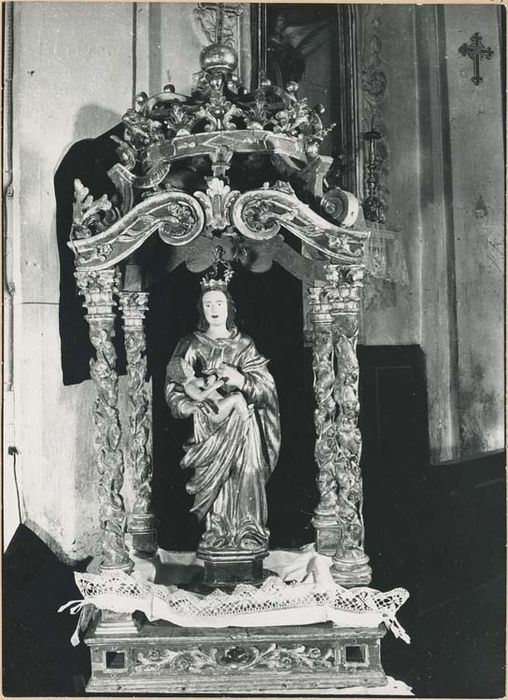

{"left": 60, "top": 571, "right": 410, "bottom": 646}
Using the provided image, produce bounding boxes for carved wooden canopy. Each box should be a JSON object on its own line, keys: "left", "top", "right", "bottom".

{"left": 68, "top": 26, "right": 373, "bottom": 588}
{"left": 68, "top": 35, "right": 369, "bottom": 286}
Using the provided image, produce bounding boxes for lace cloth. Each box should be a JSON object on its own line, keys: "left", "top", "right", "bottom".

{"left": 59, "top": 547, "right": 410, "bottom": 647}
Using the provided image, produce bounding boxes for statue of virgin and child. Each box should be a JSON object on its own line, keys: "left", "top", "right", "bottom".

{"left": 165, "top": 260, "right": 281, "bottom": 581}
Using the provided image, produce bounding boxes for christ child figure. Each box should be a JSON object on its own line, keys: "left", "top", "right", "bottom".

{"left": 167, "top": 357, "right": 250, "bottom": 424}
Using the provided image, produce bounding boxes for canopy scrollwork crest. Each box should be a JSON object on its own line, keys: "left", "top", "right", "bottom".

{"left": 68, "top": 30, "right": 369, "bottom": 280}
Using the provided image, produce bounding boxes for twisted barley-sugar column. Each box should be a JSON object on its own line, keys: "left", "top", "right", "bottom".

{"left": 75, "top": 270, "right": 132, "bottom": 573}
{"left": 118, "top": 292, "right": 157, "bottom": 555}
{"left": 328, "top": 265, "right": 372, "bottom": 587}
{"left": 309, "top": 286, "right": 341, "bottom": 555}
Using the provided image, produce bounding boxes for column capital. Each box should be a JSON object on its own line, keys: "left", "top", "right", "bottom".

{"left": 324, "top": 263, "right": 366, "bottom": 287}
{"left": 307, "top": 286, "right": 333, "bottom": 326}
{"left": 75, "top": 269, "right": 121, "bottom": 317}
{"left": 118, "top": 291, "right": 150, "bottom": 330}
{"left": 118, "top": 291, "right": 149, "bottom": 316}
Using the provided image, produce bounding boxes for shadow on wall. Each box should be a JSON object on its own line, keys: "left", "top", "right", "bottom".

{"left": 71, "top": 105, "right": 123, "bottom": 159}
{"left": 21, "top": 519, "right": 86, "bottom": 568}
{"left": 54, "top": 111, "right": 125, "bottom": 386}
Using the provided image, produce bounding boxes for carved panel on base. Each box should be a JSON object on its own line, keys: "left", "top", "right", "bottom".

{"left": 86, "top": 618, "right": 387, "bottom": 693}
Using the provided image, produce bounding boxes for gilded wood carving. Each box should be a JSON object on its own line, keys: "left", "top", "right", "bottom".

{"left": 75, "top": 270, "right": 131, "bottom": 572}
{"left": 119, "top": 292, "right": 156, "bottom": 555}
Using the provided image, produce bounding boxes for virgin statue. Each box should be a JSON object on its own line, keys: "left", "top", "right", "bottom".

{"left": 165, "top": 267, "right": 281, "bottom": 584}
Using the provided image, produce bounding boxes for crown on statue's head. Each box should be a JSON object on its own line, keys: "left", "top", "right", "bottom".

{"left": 200, "top": 246, "right": 234, "bottom": 291}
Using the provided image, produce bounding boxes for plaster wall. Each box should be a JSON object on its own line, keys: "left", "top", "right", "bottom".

{"left": 7, "top": 2, "right": 133, "bottom": 558}
{"left": 359, "top": 5, "right": 504, "bottom": 461}
{"left": 443, "top": 5, "right": 504, "bottom": 457}
{"left": 416, "top": 5, "right": 504, "bottom": 460}
{"left": 359, "top": 5, "right": 422, "bottom": 347}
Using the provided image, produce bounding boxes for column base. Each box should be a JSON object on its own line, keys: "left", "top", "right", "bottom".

{"left": 95, "top": 609, "right": 138, "bottom": 636}
{"left": 127, "top": 513, "right": 158, "bottom": 556}
{"left": 312, "top": 515, "right": 341, "bottom": 555}
{"left": 330, "top": 548, "right": 372, "bottom": 587}
{"left": 99, "top": 558, "right": 134, "bottom": 575}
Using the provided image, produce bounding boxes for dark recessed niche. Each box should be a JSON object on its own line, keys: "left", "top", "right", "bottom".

{"left": 345, "top": 645, "right": 367, "bottom": 664}
{"left": 105, "top": 651, "right": 125, "bottom": 670}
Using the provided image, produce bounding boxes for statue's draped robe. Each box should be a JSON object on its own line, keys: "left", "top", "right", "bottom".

{"left": 165, "top": 329, "right": 281, "bottom": 551}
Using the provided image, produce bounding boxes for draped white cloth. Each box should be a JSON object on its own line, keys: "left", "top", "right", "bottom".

{"left": 60, "top": 545, "right": 410, "bottom": 646}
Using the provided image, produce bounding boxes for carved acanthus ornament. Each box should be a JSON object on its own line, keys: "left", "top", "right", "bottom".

{"left": 135, "top": 643, "right": 335, "bottom": 674}
{"left": 72, "top": 179, "right": 119, "bottom": 241}
{"left": 232, "top": 183, "right": 369, "bottom": 264}
{"left": 69, "top": 191, "right": 206, "bottom": 270}
{"left": 119, "top": 292, "right": 156, "bottom": 555}
{"left": 195, "top": 177, "right": 239, "bottom": 233}
{"left": 75, "top": 270, "right": 131, "bottom": 573}
{"left": 196, "top": 93, "right": 245, "bottom": 132}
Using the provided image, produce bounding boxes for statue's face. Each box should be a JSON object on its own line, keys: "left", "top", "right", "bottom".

{"left": 202, "top": 290, "right": 228, "bottom": 328}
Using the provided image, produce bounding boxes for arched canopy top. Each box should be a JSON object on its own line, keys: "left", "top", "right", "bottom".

{"left": 68, "top": 54, "right": 370, "bottom": 283}
{"left": 69, "top": 177, "right": 369, "bottom": 277}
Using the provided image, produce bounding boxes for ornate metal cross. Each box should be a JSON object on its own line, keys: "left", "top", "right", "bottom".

{"left": 459, "top": 32, "right": 494, "bottom": 86}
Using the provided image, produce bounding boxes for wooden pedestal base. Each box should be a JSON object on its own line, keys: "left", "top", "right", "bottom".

{"left": 198, "top": 546, "right": 268, "bottom": 588}
{"left": 85, "top": 615, "right": 388, "bottom": 694}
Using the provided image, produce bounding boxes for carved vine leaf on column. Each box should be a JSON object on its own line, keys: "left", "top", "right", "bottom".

{"left": 119, "top": 293, "right": 153, "bottom": 515}
{"left": 332, "top": 312, "right": 366, "bottom": 553}
{"left": 308, "top": 288, "right": 338, "bottom": 518}
{"left": 75, "top": 270, "right": 130, "bottom": 570}
{"left": 313, "top": 325, "right": 339, "bottom": 516}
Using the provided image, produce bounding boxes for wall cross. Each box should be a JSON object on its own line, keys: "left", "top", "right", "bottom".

{"left": 459, "top": 32, "right": 494, "bottom": 86}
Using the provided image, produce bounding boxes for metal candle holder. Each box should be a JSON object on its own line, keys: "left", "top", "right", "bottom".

{"left": 363, "top": 118, "right": 385, "bottom": 223}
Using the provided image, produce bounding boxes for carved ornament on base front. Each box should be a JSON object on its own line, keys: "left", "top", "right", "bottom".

{"left": 134, "top": 643, "right": 336, "bottom": 674}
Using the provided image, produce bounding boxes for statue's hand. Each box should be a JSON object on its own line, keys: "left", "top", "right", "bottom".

{"left": 217, "top": 364, "right": 245, "bottom": 390}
